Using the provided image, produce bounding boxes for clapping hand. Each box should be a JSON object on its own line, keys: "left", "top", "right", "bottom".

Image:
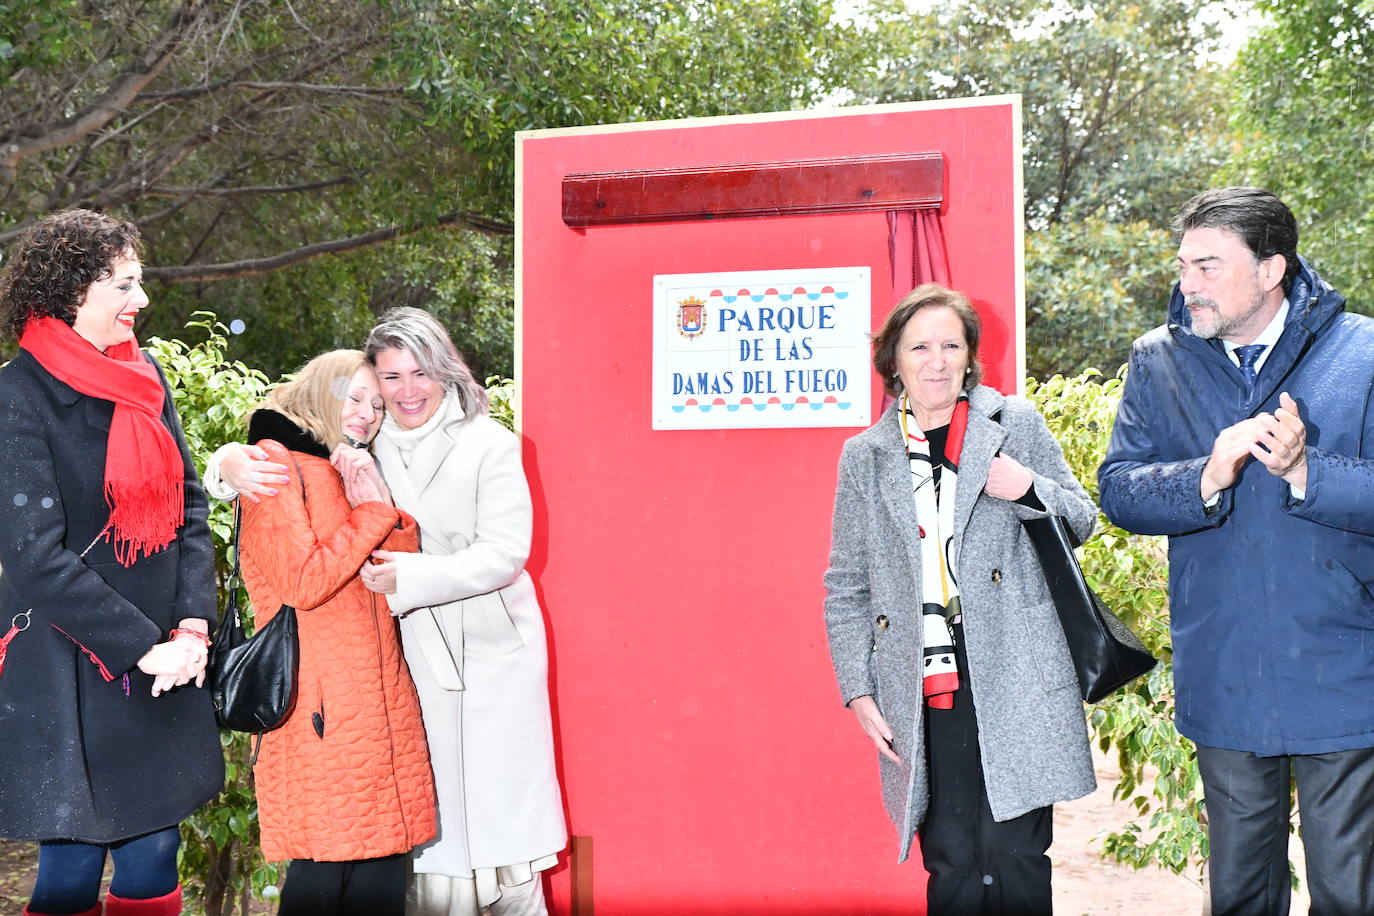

{"left": 1253, "top": 392, "right": 1308, "bottom": 489}
{"left": 1202, "top": 391, "right": 1308, "bottom": 499}
{"left": 1201, "top": 417, "right": 1267, "bottom": 500}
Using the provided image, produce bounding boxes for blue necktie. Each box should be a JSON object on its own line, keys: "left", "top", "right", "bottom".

{"left": 1235, "top": 344, "right": 1266, "bottom": 394}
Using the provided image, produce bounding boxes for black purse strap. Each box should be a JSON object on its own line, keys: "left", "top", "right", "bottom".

{"left": 213, "top": 458, "right": 305, "bottom": 759}
{"left": 228, "top": 497, "right": 242, "bottom": 585}
{"left": 216, "top": 499, "right": 246, "bottom": 642}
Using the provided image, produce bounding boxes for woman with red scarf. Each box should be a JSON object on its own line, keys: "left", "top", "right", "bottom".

{"left": 0, "top": 210, "right": 223, "bottom": 916}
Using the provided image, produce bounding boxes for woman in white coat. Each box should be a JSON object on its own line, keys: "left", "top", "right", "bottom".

{"left": 215, "top": 308, "right": 566, "bottom": 915}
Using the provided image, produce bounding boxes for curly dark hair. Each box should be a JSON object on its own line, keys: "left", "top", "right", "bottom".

{"left": 0, "top": 209, "right": 144, "bottom": 341}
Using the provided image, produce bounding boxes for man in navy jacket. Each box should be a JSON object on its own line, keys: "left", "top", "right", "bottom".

{"left": 1099, "top": 187, "right": 1374, "bottom": 916}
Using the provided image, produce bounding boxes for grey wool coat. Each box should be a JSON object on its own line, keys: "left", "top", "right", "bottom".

{"left": 824, "top": 385, "right": 1097, "bottom": 862}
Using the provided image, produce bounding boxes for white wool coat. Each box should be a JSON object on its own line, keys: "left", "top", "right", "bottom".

{"left": 377, "top": 399, "right": 566, "bottom": 877}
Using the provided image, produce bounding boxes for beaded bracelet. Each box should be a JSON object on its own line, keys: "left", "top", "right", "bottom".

{"left": 170, "top": 628, "right": 211, "bottom": 646}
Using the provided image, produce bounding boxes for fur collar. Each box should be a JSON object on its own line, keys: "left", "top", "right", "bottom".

{"left": 248, "top": 408, "right": 331, "bottom": 460}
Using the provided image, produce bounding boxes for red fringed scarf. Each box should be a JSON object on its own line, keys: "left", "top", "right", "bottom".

{"left": 19, "top": 317, "right": 183, "bottom": 566}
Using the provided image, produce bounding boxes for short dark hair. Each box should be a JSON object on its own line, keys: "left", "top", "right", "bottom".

{"left": 1172, "top": 187, "right": 1300, "bottom": 294}
{"left": 0, "top": 209, "right": 144, "bottom": 341}
{"left": 872, "top": 283, "right": 983, "bottom": 397}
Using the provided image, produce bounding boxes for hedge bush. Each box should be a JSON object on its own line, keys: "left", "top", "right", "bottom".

{"left": 1029, "top": 369, "right": 1205, "bottom": 878}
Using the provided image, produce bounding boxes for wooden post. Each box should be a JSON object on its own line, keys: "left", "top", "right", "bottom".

{"left": 570, "top": 834, "right": 593, "bottom": 916}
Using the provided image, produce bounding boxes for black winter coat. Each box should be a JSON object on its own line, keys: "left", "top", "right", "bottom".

{"left": 0, "top": 349, "right": 223, "bottom": 843}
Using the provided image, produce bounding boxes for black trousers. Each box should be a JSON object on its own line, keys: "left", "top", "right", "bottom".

{"left": 919, "top": 626, "right": 1054, "bottom": 915}
{"left": 277, "top": 853, "right": 408, "bottom": 916}
{"left": 1196, "top": 742, "right": 1374, "bottom": 916}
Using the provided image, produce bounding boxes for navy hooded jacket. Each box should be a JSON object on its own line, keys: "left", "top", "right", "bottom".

{"left": 1099, "top": 260, "right": 1374, "bottom": 756}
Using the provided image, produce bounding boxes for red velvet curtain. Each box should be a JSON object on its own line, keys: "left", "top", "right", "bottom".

{"left": 881, "top": 208, "right": 952, "bottom": 413}
{"left": 887, "top": 208, "right": 951, "bottom": 293}
{"left": 912, "top": 209, "right": 951, "bottom": 286}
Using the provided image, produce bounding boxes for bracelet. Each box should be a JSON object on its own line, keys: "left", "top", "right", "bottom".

{"left": 170, "top": 628, "right": 211, "bottom": 646}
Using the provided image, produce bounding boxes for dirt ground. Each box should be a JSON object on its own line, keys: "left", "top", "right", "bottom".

{"left": 0, "top": 838, "right": 37, "bottom": 915}
{"left": 0, "top": 749, "right": 1313, "bottom": 915}
{"left": 1051, "top": 747, "right": 1206, "bottom": 915}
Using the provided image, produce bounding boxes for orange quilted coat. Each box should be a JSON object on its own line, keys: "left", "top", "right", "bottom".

{"left": 240, "top": 426, "right": 436, "bottom": 862}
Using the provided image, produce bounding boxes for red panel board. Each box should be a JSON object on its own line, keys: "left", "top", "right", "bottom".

{"left": 517, "top": 98, "right": 1023, "bottom": 914}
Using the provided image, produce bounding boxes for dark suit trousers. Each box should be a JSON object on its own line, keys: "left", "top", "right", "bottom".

{"left": 919, "top": 622, "right": 1054, "bottom": 915}
{"left": 1196, "top": 742, "right": 1374, "bottom": 916}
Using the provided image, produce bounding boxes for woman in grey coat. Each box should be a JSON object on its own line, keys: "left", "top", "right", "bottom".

{"left": 824, "top": 284, "right": 1096, "bottom": 915}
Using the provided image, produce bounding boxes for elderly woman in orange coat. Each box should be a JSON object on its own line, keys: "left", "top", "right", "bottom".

{"left": 238, "top": 350, "right": 436, "bottom": 914}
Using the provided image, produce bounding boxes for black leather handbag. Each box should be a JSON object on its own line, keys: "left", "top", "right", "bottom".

{"left": 1022, "top": 514, "right": 1156, "bottom": 703}
{"left": 209, "top": 500, "right": 299, "bottom": 739}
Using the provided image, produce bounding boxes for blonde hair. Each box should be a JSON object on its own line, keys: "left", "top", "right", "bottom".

{"left": 260, "top": 349, "right": 369, "bottom": 451}
{"left": 364, "top": 307, "right": 488, "bottom": 418}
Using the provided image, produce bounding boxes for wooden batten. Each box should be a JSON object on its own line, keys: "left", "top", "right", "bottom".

{"left": 562, "top": 151, "right": 944, "bottom": 226}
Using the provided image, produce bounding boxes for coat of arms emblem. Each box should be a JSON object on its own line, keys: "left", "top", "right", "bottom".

{"left": 677, "top": 296, "right": 706, "bottom": 339}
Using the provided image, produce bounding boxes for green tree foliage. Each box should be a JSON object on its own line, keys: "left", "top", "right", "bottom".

{"left": 485, "top": 375, "right": 516, "bottom": 432}
{"left": 0, "top": 0, "right": 81, "bottom": 74}
{"left": 1029, "top": 370, "right": 1206, "bottom": 878}
{"left": 1227, "top": 0, "right": 1374, "bottom": 310}
{"left": 1025, "top": 218, "right": 1175, "bottom": 379}
{"left": 392, "top": 0, "right": 871, "bottom": 213}
{"left": 842, "top": 0, "right": 1233, "bottom": 377}
{"left": 854, "top": 0, "right": 1230, "bottom": 228}
{"left": 1, "top": 0, "right": 873, "bottom": 380}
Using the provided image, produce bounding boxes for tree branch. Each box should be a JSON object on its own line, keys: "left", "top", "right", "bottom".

{"left": 0, "top": 1, "right": 208, "bottom": 181}
{"left": 143, "top": 175, "right": 356, "bottom": 198}
{"left": 76, "top": 37, "right": 377, "bottom": 213}
{"left": 137, "top": 80, "right": 407, "bottom": 101}
{"left": 231, "top": 81, "right": 406, "bottom": 96}
{"left": 1050, "top": 49, "right": 1124, "bottom": 224}
{"left": 142, "top": 211, "right": 513, "bottom": 283}
{"left": 0, "top": 222, "right": 32, "bottom": 246}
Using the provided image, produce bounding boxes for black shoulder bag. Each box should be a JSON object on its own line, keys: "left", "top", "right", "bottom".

{"left": 1021, "top": 514, "right": 1156, "bottom": 703}
{"left": 208, "top": 499, "right": 299, "bottom": 753}
{"left": 991, "top": 408, "right": 1156, "bottom": 703}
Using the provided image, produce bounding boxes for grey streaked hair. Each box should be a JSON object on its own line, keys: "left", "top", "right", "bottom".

{"left": 363, "top": 307, "right": 488, "bottom": 418}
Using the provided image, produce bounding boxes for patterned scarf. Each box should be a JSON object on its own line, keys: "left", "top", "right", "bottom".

{"left": 19, "top": 317, "right": 183, "bottom": 566}
{"left": 902, "top": 393, "right": 970, "bottom": 709}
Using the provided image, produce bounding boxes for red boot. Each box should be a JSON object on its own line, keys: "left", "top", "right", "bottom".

{"left": 23, "top": 904, "right": 102, "bottom": 916}
{"left": 104, "top": 886, "right": 181, "bottom": 916}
